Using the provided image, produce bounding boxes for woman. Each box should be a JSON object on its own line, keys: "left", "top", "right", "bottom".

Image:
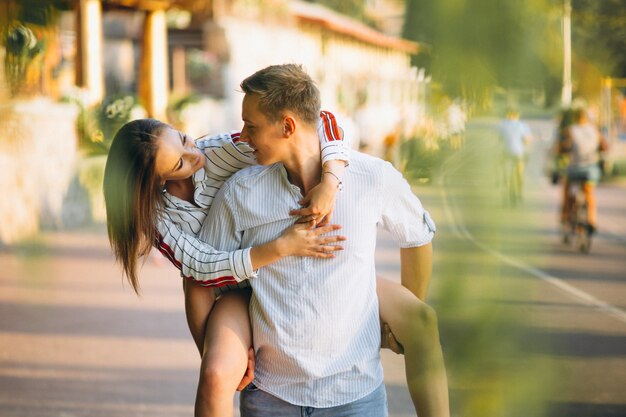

{"left": 104, "top": 113, "right": 350, "bottom": 414}
{"left": 559, "top": 107, "right": 603, "bottom": 234}
{"left": 104, "top": 115, "right": 448, "bottom": 417}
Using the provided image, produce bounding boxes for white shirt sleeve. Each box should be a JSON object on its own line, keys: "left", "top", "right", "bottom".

{"left": 378, "top": 161, "right": 436, "bottom": 247}
{"left": 155, "top": 215, "right": 256, "bottom": 286}
{"left": 319, "top": 111, "right": 351, "bottom": 165}
{"left": 194, "top": 132, "right": 257, "bottom": 209}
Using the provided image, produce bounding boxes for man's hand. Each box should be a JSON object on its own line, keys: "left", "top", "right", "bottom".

{"left": 277, "top": 223, "right": 345, "bottom": 258}
{"left": 236, "top": 347, "right": 255, "bottom": 391}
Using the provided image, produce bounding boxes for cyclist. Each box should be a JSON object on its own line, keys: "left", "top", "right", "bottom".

{"left": 558, "top": 107, "right": 604, "bottom": 235}
{"left": 498, "top": 108, "right": 532, "bottom": 205}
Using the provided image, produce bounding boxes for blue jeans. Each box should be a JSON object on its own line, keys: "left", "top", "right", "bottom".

{"left": 240, "top": 383, "right": 388, "bottom": 417}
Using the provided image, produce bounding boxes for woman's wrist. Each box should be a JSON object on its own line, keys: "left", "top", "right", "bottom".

{"left": 321, "top": 159, "right": 346, "bottom": 190}
{"left": 322, "top": 170, "right": 343, "bottom": 190}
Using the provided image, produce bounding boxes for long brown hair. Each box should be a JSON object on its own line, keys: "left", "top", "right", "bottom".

{"left": 103, "top": 118, "right": 168, "bottom": 294}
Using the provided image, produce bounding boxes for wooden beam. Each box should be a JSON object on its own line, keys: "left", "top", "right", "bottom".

{"left": 75, "top": 0, "right": 104, "bottom": 105}
{"left": 171, "top": 45, "right": 186, "bottom": 94}
{"left": 105, "top": 0, "right": 171, "bottom": 11}
{"left": 139, "top": 8, "right": 169, "bottom": 120}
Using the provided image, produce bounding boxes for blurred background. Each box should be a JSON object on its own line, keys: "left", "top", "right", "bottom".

{"left": 1, "top": 1, "right": 625, "bottom": 416}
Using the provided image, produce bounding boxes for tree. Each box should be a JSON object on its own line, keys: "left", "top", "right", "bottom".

{"left": 402, "top": 0, "right": 434, "bottom": 70}
{"left": 403, "top": 0, "right": 557, "bottom": 106}
{"left": 572, "top": 0, "right": 626, "bottom": 78}
{"left": 402, "top": 0, "right": 626, "bottom": 107}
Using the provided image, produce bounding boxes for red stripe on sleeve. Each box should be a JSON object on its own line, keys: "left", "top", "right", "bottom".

{"left": 320, "top": 111, "right": 342, "bottom": 142}
{"left": 183, "top": 274, "right": 238, "bottom": 288}
{"left": 155, "top": 233, "right": 183, "bottom": 269}
{"left": 154, "top": 233, "right": 238, "bottom": 287}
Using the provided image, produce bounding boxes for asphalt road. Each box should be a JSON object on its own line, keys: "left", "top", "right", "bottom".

{"left": 0, "top": 118, "right": 624, "bottom": 417}
{"left": 422, "top": 118, "right": 626, "bottom": 417}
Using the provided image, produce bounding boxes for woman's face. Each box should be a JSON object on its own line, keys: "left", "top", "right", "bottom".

{"left": 154, "top": 127, "right": 205, "bottom": 182}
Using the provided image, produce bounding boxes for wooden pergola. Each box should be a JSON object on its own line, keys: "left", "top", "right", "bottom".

{"left": 74, "top": 0, "right": 213, "bottom": 119}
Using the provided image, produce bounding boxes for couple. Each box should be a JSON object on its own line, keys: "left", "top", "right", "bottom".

{"left": 103, "top": 64, "right": 449, "bottom": 416}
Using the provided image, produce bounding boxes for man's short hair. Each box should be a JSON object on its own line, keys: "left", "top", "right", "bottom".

{"left": 240, "top": 64, "right": 321, "bottom": 126}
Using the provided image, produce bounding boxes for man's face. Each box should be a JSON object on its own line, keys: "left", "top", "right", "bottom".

{"left": 241, "top": 93, "right": 285, "bottom": 165}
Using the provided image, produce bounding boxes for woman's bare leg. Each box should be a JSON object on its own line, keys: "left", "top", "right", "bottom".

{"left": 377, "top": 276, "right": 450, "bottom": 417}
{"left": 183, "top": 279, "right": 216, "bottom": 355}
{"left": 195, "top": 289, "right": 252, "bottom": 417}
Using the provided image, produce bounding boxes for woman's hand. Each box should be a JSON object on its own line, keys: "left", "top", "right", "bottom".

{"left": 277, "top": 223, "right": 346, "bottom": 259}
{"left": 289, "top": 175, "right": 340, "bottom": 226}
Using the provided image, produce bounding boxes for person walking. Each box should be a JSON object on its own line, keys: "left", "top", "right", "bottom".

{"left": 499, "top": 108, "right": 533, "bottom": 206}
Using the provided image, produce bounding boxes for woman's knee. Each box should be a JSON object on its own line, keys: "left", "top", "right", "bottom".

{"left": 396, "top": 302, "right": 439, "bottom": 350}
{"left": 199, "top": 353, "right": 246, "bottom": 395}
{"left": 411, "top": 302, "right": 438, "bottom": 330}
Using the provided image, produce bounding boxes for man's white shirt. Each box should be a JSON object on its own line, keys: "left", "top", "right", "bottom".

{"left": 199, "top": 150, "right": 436, "bottom": 407}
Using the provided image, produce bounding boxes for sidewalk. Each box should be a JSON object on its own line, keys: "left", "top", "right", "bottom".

{"left": 0, "top": 223, "right": 419, "bottom": 417}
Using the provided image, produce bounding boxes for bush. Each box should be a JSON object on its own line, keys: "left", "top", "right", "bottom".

{"left": 65, "top": 93, "right": 144, "bottom": 156}
{"left": 399, "top": 136, "right": 450, "bottom": 182}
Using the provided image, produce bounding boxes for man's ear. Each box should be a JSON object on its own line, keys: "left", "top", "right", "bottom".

{"left": 282, "top": 116, "right": 296, "bottom": 138}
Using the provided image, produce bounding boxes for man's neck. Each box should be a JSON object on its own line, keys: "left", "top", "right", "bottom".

{"left": 281, "top": 128, "right": 321, "bottom": 195}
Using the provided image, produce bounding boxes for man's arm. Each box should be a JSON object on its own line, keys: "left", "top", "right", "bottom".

{"left": 379, "top": 161, "right": 436, "bottom": 298}
{"left": 401, "top": 243, "right": 433, "bottom": 301}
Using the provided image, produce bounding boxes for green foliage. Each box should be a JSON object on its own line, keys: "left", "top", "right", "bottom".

{"left": 399, "top": 137, "right": 450, "bottom": 182}
{"left": 403, "top": 0, "right": 559, "bottom": 107}
{"left": 572, "top": 0, "right": 626, "bottom": 78}
{"left": 404, "top": 0, "right": 626, "bottom": 105}
{"left": 167, "top": 93, "right": 201, "bottom": 128}
{"left": 67, "top": 95, "right": 141, "bottom": 157}
{"left": 1, "top": 0, "right": 69, "bottom": 97}
{"left": 186, "top": 49, "right": 214, "bottom": 82}
{"left": 14, "top": 0, "right": 70, "bottom": 26}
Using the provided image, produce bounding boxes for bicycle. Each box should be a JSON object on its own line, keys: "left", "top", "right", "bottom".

{"left": 501, "top": 154, "right": 524, "bottom": 207}
{"left": 562, "top": 179, "right": 592, "bottom": 254}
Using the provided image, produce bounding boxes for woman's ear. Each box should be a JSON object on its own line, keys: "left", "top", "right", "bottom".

{"left": 283, "top": 116, "right": 296, "bottom": 138}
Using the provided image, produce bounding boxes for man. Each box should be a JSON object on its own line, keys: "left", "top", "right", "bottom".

{"left": 499, "top": 108, "right": 533, "bottom": 206}
{"left": 200, "top": 64, "right": 441, "bottom": 416}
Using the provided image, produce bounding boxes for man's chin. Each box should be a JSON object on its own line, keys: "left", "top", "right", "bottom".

{"left": 256, "top": 156, "right": 276, "bottom": 166}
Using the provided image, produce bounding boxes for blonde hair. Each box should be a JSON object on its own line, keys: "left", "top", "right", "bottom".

{"left": 240, "top": 64, "right": 320, "bottom": 126}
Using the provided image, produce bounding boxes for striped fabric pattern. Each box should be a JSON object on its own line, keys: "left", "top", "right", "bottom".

{"left": 155, "top": 113, "right": 350, "bottom": 287}
{"left": 199, "top": 151, "right": 436, "bottom": 407}
{"left": 319, "top": 110, "right": 348, "bottom": 163}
